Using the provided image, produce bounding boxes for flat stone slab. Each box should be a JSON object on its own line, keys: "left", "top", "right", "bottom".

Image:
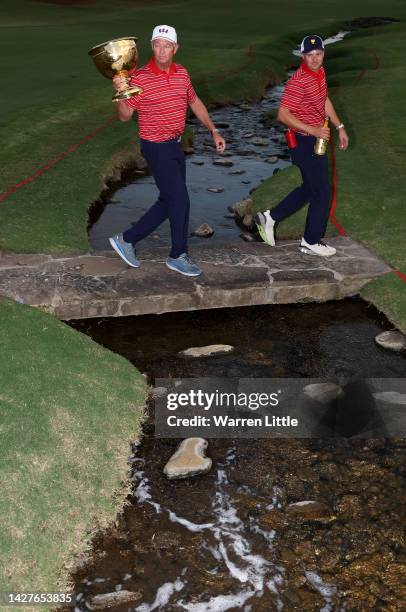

{"left": 375, "top": 331, "right": 406, "bottom": 352}
{"left": 0, "top": 237, "right": 391, "bottom": 320}
{"left": 163, "top": 438, "right": 212, "bottom": 479}
{"left": 179, "top": 344, "right": 234, "bottom": 358}
{"left": 86, "top": 590, "right": 142, "bottom": 610}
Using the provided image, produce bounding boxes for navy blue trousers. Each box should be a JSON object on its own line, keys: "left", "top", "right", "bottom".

{"left": 270, "top": 134, "right": 331, "bottom": 244}
{"left": 123, "top": 139, "right": 190, "bottom": 258}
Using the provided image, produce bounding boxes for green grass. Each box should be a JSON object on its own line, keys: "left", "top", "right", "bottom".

{"left": 2, "top": 0, "right": 406, "bottom": 254}
{"left": 0, "top": 298, "right": 147, "bottom": 594}
{"left": 252, "top": 21, "right": 406, "bottom": 330}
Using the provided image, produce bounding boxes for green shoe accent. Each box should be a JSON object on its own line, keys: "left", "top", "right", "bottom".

{"left": 256, "top": 223, "right": 273, "bottom": 246}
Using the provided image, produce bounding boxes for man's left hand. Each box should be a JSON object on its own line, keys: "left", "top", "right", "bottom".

{"left": 213, "top": 132, "right": 226, "bottom": 153}
{"left": 338, "top": 128, "right": 349, "bottom": 151}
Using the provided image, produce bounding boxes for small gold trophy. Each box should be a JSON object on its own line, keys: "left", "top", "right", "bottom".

{"left": 88, "top": 37, "right": 143, "bottom": 102}
{"left": 314, "top": 117, "right": 329, "bottom": 155}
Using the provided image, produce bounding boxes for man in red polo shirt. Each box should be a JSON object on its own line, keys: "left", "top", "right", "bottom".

{"left": 256, "top": 35, "right": 349, "bottom": 256}
{"left": 109, "top": 25, "right": 226, "bottom": 276}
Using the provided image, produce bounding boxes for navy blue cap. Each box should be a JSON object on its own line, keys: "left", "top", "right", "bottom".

{"left": 300, "top": 35, "right": 324, "bottom": 54}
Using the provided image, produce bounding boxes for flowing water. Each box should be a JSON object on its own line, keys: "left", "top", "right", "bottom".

{"left": 69, "top": 300, "right": 405, "bottom": 611}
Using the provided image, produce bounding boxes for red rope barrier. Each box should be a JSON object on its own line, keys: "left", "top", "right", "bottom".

{"left": 0, "top": 116, "right": 116, "bottom": 203}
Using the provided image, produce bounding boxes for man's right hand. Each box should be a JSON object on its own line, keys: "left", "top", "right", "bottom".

{"left": 312, "top": 125, "right": 330, "bottom": 140}
{"left": 112, "top": 75, "right": 128, "bottom": 92}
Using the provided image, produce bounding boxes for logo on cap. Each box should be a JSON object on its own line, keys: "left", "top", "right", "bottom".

{"left": 159, "top": 28, "right": 169, "bottom": 33}
{"left": 311, "top": 38, "right": 316, "bottom": 44}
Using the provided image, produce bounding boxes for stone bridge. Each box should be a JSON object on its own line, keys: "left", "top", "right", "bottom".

{"left": 0, "top": 237, "right": 390, "bottom": 320}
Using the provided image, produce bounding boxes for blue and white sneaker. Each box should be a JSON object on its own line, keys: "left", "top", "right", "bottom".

{"left": 109, "top": 233, "right": 140, "bottom": 267}
{"left": 255, "top": 210, "right": 275, "bottom": 246}
{"left": 166, "top": 253, "right": 202, "bottom": 277}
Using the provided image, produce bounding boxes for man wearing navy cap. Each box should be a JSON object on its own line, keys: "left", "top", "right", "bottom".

{"left": 256, "top": 35, "right": 349, "bottom": 256}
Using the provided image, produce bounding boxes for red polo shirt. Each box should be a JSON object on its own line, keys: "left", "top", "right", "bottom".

{"left": 125, "top": 57, "right": 197, "bottom": 142}
{"left": 280, "top": 61, "right": 328, "bottom": 134}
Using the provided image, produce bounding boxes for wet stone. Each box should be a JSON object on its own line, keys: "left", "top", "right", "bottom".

{"left": 229, "top": 196, "right": 253, "bottom": 218}
{"left": 207, "top": 187, "right": 224, "bottom": 193}
{"left": 179, "top": 344, "right": 234, "bottom": 358}
{"left": 135, "top": 158, "right": 148, "bottom": 171}
{"left": 375, "top": 330, "right": 406, "bottom": 352}
{"left": 251, "top": 137, "right": 269, "bottom": 146}
{"left": 163, "top": 437, "right": 212, "bottom": 479}
{"left": 266, "top": 156, "right": 279, "bottom": 164}
{"left": 242, "top": 213, "right": 254, "bottom": 228}
{"left": 240, "top": 232, "right": 255, "bottom": 242}
{"left": 286, "top": 501, "right": 336, "bottom": 523}
{"left": 191, "top": 160, "right": 205, "bottom": 165}
{"left": 229, "top": 169, "right": 246, "bottom": 175}
{"left": 151, "top": 386, "right": 167, "bottom": 399}
{"left": 191, "top": 223, "right": 215, "bottom": 238}
{"left": 303, "top": 383, "right": 343, "bottom": 403}
{"left": 213, "top": 158, "right": 234, "bottom": 167}
{"left": 86, "top": 590, "right": 142, "bottom": 610}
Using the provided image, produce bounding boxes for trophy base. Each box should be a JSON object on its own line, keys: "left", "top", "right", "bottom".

{"left": 112, "top": 86, "right": 143, "bottom": 102}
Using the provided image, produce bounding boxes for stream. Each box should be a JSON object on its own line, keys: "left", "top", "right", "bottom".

{"left": 69, "top": 300, "right": 405, "bottom": 611}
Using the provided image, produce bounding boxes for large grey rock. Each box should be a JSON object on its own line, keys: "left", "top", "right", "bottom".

{"left": 86, "top": 590, "right": 142, "bottom": 610}
{"left": 164, "top": 438, "right": 212, "bottom": 479}
{"left": 375, "top": 331, "right": 406, "bottom": 352}
{"left": 179, "top": 344, "right": 234, "bottom": 358}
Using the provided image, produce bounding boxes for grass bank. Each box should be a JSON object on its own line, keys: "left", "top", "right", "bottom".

{"left": 252, "top": 21, "right": 406, "bottom": 332}
{"left": 0, "top": 298, "right": 147, "bottom": 595}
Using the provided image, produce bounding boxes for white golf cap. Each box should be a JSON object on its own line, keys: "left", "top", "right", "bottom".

{"left": 151, "top": 25, "right": 177, "bottom": 44}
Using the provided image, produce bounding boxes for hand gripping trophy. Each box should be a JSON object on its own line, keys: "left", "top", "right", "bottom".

{"left": 88, "top": 37, "right": 143, "bottom": 102}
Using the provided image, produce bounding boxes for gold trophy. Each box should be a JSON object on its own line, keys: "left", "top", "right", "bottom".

{"left": 314, "top": 117, "right": 329, "bottom": 155}
{"left": 88, "top": 37, "right": 143, "bottom": 102}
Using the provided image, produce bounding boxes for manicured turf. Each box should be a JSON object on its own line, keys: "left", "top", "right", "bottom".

{"left": 0, "top": 298, "right": 147, "bottom": 593}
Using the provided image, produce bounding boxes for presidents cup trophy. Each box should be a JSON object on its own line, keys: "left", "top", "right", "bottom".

{"left": 88, "top": 37, "right": 143, "bottom": 102}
